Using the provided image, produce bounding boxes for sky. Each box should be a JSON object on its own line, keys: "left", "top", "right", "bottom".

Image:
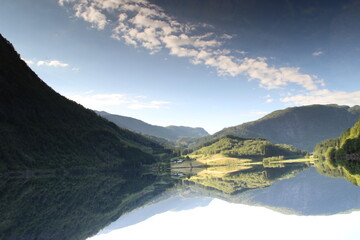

{"left": 1, "top": 0, "right": 360, "bottom": 133}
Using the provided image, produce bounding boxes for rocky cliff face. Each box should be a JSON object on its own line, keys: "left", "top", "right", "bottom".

{"left": 214, "top": 105, "right": 360, "bottom": 151}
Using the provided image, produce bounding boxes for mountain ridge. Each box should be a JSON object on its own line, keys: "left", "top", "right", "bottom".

{"left": 213, "top": 104, "right": 360, "bottom": 151}
{"left": 96, "top": 110, "right": 209, "bottom": 141}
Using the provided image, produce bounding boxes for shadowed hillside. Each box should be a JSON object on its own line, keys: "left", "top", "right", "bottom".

{"left": 0, "top": 34, "right": 173, "bottom": 172}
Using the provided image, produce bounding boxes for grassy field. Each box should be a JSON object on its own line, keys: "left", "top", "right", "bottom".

{"left": 265, "top": 157, "right": 318, "bottom": 163}
{"left": 187, "top": 154, "right": 253, "bottom": 165}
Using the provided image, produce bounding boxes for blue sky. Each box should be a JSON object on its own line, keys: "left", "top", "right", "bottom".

{"left": 1, "top": 0, "right": 360, "bottom": 133}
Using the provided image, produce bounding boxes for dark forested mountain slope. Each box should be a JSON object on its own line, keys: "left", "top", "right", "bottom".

{"left": 0, "top": 34, "right": 171, "bottom": 172}
{"left": 214, "top": 105, "right": 360, "bottom": 151}
{"left": 96, "top": 111, "right": 208, "bottom": 141}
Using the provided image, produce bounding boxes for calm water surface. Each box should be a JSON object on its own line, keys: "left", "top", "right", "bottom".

{"left": 1, "top": 161, "right": 360, "bottom": 240}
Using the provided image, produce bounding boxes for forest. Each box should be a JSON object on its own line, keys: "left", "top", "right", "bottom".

{"left": 314, "top": 119, "right": 360, "bottom": 174}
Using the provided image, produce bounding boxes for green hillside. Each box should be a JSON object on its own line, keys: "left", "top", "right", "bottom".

{"left": 190, "top": 135, "right": 306, "bottom": 159}
{"left": 314, "top": 118, "right": 360, "bottom": 174}
{"left": 0, "top": 34, "right": 173, "bottom": 173}
{"left": 314, "top": 118, "right": 360, "bottom": 159}
{"left": 96, "top": 111, "right": 209, "bottom": 141}
{"left": 214, "top": 105, "right": 360, "bottom": 151}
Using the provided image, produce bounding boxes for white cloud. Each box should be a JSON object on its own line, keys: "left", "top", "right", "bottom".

{"left": 312, "top": 51, "right": 323, "bottom": 56}
{"left": 66, "top": 91, "right": 170, "bottom": 110}
{"left": 75, "top": 4, "right": 108, "bottom": 29}
{"left": 22, "top": 57, "right": 72, "bottom": 68}
{"left": 37, "top": 60, "right": 69, "bottom": 67}
{"left": 221, "top": 33, "right": 233, "bottom": 39}
{"left": 58, "top": 0, "right": 76, "bottom": 6}
{"left": 281, "top": 89, "right": 360, "bottom": 106}
{"left": 235, "top": 50, "right": 247, "bottom": 55}
{"left": 266, "top": 98, "right": 273, "bottom": 103}
{"left": 59, "top": 0, "right": 323, "bottom": 91}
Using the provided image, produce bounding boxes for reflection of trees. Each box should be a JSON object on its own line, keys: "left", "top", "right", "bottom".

{"left": 0, "top": 172, "right": 173, "bottom": 240}
{"left": 183, "top": 164, "right": 308, "bottom": 195}
{"left": 315, "top": 160, "right": 360, "bottom": 186}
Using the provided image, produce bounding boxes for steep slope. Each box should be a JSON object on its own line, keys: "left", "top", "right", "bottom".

{"left": 0, "top": 34, "right": 171, "bottom": 172}
{"left": 214, "top": 105, "right": 360, "bottom": 151}
{"left": 96, "top": 111, "right": 208, "bottom": 141}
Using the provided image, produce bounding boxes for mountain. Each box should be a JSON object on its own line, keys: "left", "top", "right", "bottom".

{"left": 96, "top": 111, "right": 209, "bottom": 141}
{"left": 0, "top": 34, "right": 172, "bottom": 173}
{"left": 214, "top": 104, "right": 360, "bottom": 151}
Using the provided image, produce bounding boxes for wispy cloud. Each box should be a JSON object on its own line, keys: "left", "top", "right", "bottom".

{"left": 66, "top": 91, "right": 170, "bottom": 110}
{"left": 23, "top": 57, "right": 80, "bottom": 71}
{"left": 312, "top": 51, "right": 324, "bottom": 56}
{"left": 59, "top": 0, "right": 322, "bottom": 91}
{"left": 22, "top": 58, "right": 70, "bottom": 68}
{"left": 281, "top": 89, "right": 360, "bottom": 106}
{"left": 264, "top": 94, "right": 273, "bottom": 103}
{"left": 37, "top": 60, "right": 69, "bottom": 67}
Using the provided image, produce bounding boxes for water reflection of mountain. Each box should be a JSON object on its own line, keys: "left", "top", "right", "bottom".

{"left": 89, "top": 164, "right": 360, "bottom": 238}
{"left": 240, "top": 167, "right": 360, "bottom": 215}
{"left": 174, "top": 163, "right": 360, "bottom": 215}
{"left": 0, "top": 172, "right": 173, "bottom": 240}
{"left": 3, "top": 162, "right": 360, "bottom": 240}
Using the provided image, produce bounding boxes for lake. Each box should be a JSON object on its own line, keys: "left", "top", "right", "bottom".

{"left": 1, "top": 160, "right": 360, "bottom": 240}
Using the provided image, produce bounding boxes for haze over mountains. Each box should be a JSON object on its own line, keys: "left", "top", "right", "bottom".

{"left": 96, "top": 111, "right": 209, "bottom": 141}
